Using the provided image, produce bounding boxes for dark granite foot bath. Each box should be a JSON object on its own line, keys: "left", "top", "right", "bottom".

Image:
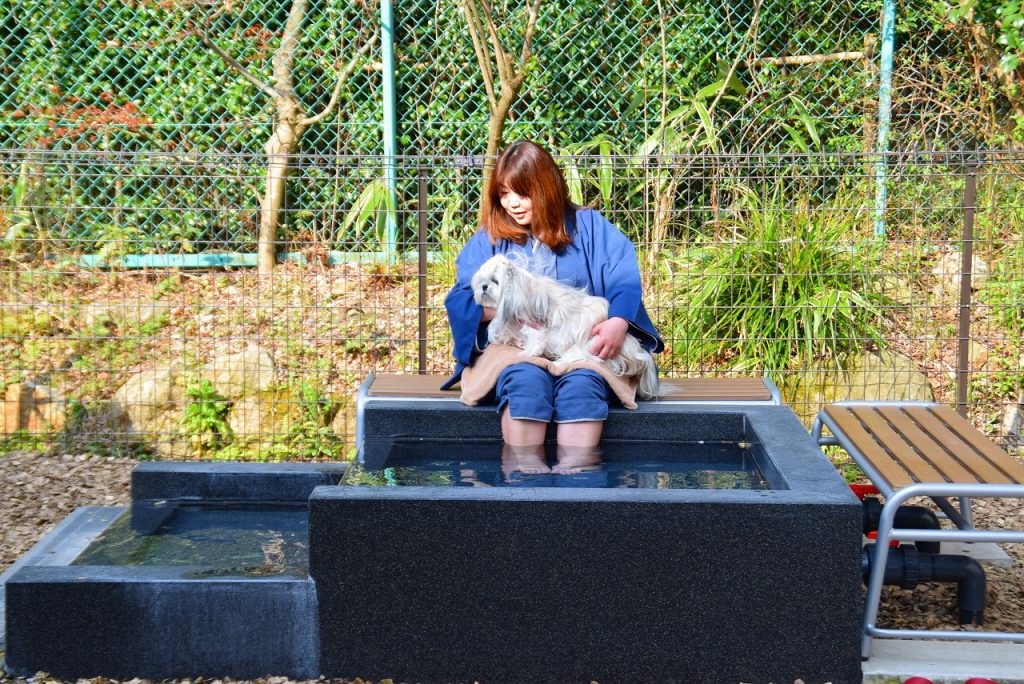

{"left": 2, "top": 462, "right": 347, "bottom": 680}
{"left": 3, "top": 404, "right": 862, "bottom": 683}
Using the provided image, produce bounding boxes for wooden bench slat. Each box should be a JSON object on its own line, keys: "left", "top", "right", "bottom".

{"left": 366, "top": 374, "right": 773, "bottom": 402}
{"left": 823, "top": 404, "right": 1024, "bottom": 490}
{"left": 924, "top": 406, "right": 1024, "bottom": 484}
{"left": 853, "top": 408, "right": 953, "bottom": 485}
{"left": 823, "top": 406, "right": 930, "bottom": 490}
{"left": 367, "top": 374, "right": 457, "bottom": 398}
{"left": 874, "top": 407, "right": 982, "bottom": 484}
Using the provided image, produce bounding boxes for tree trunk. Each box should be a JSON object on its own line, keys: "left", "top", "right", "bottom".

{"left": 199, "top": 0, "right": 373, "bottom": 273}
{"left": 478, "top": 89, "right": 518, "bottom": 225}
{"left": 258, "top": 96, "right": 307, "bottom": 274}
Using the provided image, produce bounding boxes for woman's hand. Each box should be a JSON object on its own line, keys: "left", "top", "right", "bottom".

{"left": 482, "top": 306, "right": 496, "bottom": 321}
{"left": 588, "top": 316, "right": 629, "bottom": 360}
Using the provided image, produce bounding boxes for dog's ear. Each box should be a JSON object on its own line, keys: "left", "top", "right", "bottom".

{"left": 500, "top": 258, "right": 517, "bottom": 288}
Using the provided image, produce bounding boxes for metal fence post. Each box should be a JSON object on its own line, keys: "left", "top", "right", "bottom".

{"left": 382, "top": 0, "right": 398, "bottom": 263}
{"left": 956, "top": 156, "right": 979, "bottom": 417}
{"left": 418, "top": 166, "right": 429, "bottom": 374}
{"left": 872, "top": 0, "right": 896, "bottom": 237}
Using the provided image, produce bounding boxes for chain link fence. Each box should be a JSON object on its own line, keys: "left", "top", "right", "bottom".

{"left": 2, "top": 150, "right": 1023, "bottom": 460}
{"left": 0, "top": 0, "right": 988, "bottom": 250}
{"left": 1, "top": 2, "right": 1023, "bottom": 459}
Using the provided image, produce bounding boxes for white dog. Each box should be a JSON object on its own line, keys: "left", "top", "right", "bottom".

{"left": 471, "top": 254, "right": 659, "bottom": 399}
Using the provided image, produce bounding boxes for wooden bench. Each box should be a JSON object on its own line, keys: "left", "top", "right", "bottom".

{"left": 356, "top": 373, "right": 781, "bottom": 466}
{"left": 362, "top": 373, "right": 781, "bottom": 402}
{"left": 812, "top": 401, "right": 1024, "bottom": 657}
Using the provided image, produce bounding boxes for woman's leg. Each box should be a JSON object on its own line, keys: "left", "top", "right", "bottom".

{"left": 501, "top": 408, "right": 548, "bottom": 446}
{"left": 495, "top": 363, "right": 554, "bottom": 446}
{"left": 552, "top": 370, "right": 610, "bottom": 448}
{"left": 556, "top": 421, "right": 603, "bottom": 447}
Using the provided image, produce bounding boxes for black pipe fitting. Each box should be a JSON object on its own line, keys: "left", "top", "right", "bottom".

{"left": 862, "top": 543, "right": 986, "bottom": 625}
{"left": 861, "top": 496, "right": 942, "bottom": 554}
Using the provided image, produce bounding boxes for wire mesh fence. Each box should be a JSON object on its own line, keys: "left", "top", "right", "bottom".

{"left": 0, "top": 0, "right": 999, "bottom": 248}
{"left": 1, "top": 149, "right": 1022, "bottom": 460}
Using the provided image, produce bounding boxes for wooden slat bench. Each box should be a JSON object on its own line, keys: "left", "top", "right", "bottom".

{"left": 356, "top": 373, "right": 781, "bottom": 467}
{"left": 363, "top": 373, "right": 781, "bottom": 403}
{"left": 811, "top": 401, "right": 1024, "bottom": 657}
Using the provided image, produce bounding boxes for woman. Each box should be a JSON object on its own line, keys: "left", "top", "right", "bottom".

{"left": 443, "top": 140, "right": 663, "bottom": 456}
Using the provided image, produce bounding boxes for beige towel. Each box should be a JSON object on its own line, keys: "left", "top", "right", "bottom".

{"left": 459, "top": 344, "right": 639, "bottom": 409}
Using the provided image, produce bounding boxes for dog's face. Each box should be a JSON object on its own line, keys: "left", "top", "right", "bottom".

{"left": 471, "top": 254, "right": 516, "bottom": 308}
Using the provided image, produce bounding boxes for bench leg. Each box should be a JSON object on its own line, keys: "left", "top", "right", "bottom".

{"left": 861, "top": 524, "right": 891, "bottom": 659}
{"left": 933, "top": 495, "right": 975, "bottom": 530}
{"left": 959, "top": 495, "right": 974, "bottom": 528}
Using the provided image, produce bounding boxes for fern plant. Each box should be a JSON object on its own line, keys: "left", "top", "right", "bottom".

{"left": 181, "top": 378, "right": 233, "bottom": 455}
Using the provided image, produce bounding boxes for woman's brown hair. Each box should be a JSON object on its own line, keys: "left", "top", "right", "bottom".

{"left": 485, "top": 140, "right": 574, "bottom": 250}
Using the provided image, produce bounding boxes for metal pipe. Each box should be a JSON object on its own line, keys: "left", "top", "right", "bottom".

{"left": 862, "top": 545, "right": 986, "bottom": 625}
{"left": 872, "top": 0, "right": 896, "bottom": 237}
{"left": 382, "top": 0, "right": 398, "bottom": 262}
{"left": 861, "top": 482, "right": 1024, "bottom": 657}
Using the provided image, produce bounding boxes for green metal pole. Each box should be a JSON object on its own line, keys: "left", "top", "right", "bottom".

{"left": 873, "top": 0, "right": 896, "bottom": 237}
{"left": 382, "top": 0, "right": 398, "bottom": 261}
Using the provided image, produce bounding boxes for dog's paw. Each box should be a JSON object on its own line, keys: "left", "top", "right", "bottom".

{"left": 520, "top": 326, "right": 549, "bottom": 357}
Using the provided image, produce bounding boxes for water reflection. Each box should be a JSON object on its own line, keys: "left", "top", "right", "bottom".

{"left": 72, "top": 502, "right": 310, "bottom": 577}
{"left": 346, "top": 440, "right": 768, "bottom": 490}
{"left": 494, "top": 444, "right": 607, "bottom": 486}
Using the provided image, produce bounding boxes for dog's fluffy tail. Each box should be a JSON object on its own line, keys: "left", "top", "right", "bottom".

{"left": 636, "top": 350, "right": 660, "bottom": 400}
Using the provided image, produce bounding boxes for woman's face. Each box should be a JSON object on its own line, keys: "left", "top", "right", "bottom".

{"left": 499, "top": 185, "right": 533, "bottom": 227}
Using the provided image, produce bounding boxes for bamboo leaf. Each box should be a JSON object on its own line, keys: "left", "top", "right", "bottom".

{"left": 564, "top": 158, "right": 584, "bottom": 205}
{"left": 789, "top": 95, "right": 822, "bottom": 149}
{"left": 693, "top": 99, "right": 717, "bottom": 151}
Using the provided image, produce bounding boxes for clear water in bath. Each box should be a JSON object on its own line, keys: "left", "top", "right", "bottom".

{"left": 71, "top": 502, "right": 309, "bottom": 577}
{"left": 349, "top": 440, "right": 768, "bottom": 489}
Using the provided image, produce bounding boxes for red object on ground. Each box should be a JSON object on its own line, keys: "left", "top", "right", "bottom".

{"left": 866, "top": 530, "right": 901, "bottom": 547}
{"left": 901, "top": 677, "right": 933, "bottom": 684}
{"left": 849, "top": 483, "right": 880, "bottom": 499}
{"left": 964, "top": 678, "right": 1000, "bottom": 684}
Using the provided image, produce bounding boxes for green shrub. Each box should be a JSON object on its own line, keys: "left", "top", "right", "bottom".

{"left": 663, "top": 185, "right": 889, "bottom": 379}
{"left": 181, "top": 378, "right": 232, "bottom": 455}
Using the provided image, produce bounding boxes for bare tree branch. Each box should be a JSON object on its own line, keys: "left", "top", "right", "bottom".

{"left": 743, "top": 51, "right": 865, "bottom": 68}
{"left": 272, "top": 0, "right": 309, "bottom": 99}
{"left": 462, "top": 0, "right": 498, "bottom": 111}
{"left": 479, "top": 0, "right": 512, "bottom": 87}
{"left": 519, "top": 0, "right": 542, "bottom": 66}
{"left": 201, "top": 35, "right": 282, "bottom": 99}
{"left": 304, "top": 27, "right": 380, "bottom": 126}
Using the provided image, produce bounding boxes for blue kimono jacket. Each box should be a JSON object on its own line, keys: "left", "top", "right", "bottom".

{"left": 442, "top": 207, "right": 664, "bottom": 389}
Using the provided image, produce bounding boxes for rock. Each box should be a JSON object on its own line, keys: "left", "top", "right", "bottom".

{"left": 788, "top": 349, "right": 934, "bottom": 424}
{"left": 931, "top": 250, "right": 991, "bottom": 297}
{"left": 1002, "top": 405, "right": 1022, "bottom": 451}
{"left": 330, "top": 400, "right": 356, "bottom": 443}
{"left": 2, "top": 382, "right": 66, "bottom": 434}
{"left": 969, "top": 340, "right": 989, "bottom": 370}
{"left": 110, "top": 365, "right": 190, "bottom": 457}
{"left": 200, "top": 347, "right": 276, "bottom": 400}
{"left": 227, "top": 389, "right": 301, "bottom": 442}
{"left": 113, "top": 365, "right": 186, "bottom": 429}
{"left": 83, "top": 301, "right": 172, "bottom": 330}
{"left": 877, "top": 274, "right": 917, "bottom": 306}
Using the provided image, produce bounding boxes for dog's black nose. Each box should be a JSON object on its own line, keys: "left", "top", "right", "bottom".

{"left": 481, "top": 283, "right": 488, "bottom": 291}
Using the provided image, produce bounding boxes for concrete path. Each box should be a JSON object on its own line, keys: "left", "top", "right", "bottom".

{"left": 863, "top": 638, "right": 1024, "bottom": 683}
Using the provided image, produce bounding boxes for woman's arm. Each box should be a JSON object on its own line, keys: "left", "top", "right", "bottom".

{"left": 443, "top": 230, "right": 496, "bottom": 367}
{"left": 576, "top": 210, "right": 664, "bottom": 353}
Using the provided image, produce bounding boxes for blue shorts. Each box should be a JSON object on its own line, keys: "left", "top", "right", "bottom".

{"left": 495, "top": 363, "right": 612, "bottom": 423}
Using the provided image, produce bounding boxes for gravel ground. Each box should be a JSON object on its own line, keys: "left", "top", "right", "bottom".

{"left": 1, "top": 451, "right": 1022, "bottom": 683}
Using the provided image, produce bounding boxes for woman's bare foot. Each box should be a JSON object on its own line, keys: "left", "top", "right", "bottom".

{"left": 551, "top": 445, "right": 603, "bottom": 474}
{"left": 501, "top": 444, "right": 550, "bottom": 479}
